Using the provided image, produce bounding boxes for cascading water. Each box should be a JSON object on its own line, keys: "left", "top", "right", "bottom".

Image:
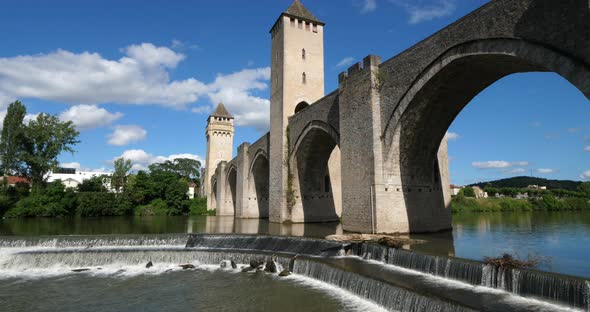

{"left": 352, "top": 242, "right": 590, "bottom": 309}
{"left": 293, "top": 258, "right": 476, "bottom": 312}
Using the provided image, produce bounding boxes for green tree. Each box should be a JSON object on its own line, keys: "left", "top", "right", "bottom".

{"left": 21, "top": 113, "right": 80, "bottom": 191}
{"left": 173, "top": 158, "right": 201, "bottom": 184}
{"left": 111, "top": 158, "right": 132, "bottom": 193}
{"left": 77, "top": 175, "right": 108, "bottom": 193}
{"left": 462, "top": 187, "right": 476, "bottom": 198}
{"left": 0, "top": 101, "right": 27, "bottom": 179}
{"left": 578, "top": 182, "right": 590, "bottom": 198}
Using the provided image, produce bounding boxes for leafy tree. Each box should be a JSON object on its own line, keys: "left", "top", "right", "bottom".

{"left": 77, "top": 175, "right": 108, "bottom": 193}
{"left": 462, "top": 187, "right": 476, "bottom": 198}
{"left": 112, "top": 158, "right": 132, "bottom": 193}
{"left": 0, "top": 101, "right": 27, "bottom": 179}
{"left": 173, "top": 158, "right": 201, "bottom": 183}
{"left": 578, "top": 182, "right": 590, "bottom": 198}
{"left": 21, "top": 113, "right": 79, "bottom": 191}
{"left": 149, "top": 158, "right": 201, "bottom": 185}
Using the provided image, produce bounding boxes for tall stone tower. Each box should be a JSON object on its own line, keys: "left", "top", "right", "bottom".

{"left": 269, "top": 0, "right": 325, "bottom": 222}
{"left": 203, "top": 103, "right": 234, "bottom": 209}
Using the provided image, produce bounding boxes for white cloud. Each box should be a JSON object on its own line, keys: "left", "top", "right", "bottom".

{"left": 581, "top": 170, "right": 590, "bottom": 179}
{"left": 530, "top": 121, "right": 542, "bottom": 127}
{"left": 59, "top": 105, "right": 123, "bottom": 130}
{"left": 361, "top": 0, "right": 377, "bottom": 13}
{"left": 336, "top": 57, "right": 355, "bottom": 68}
{"left": 472, "top": 161, "right": 529, "bottom": 169}
{"left": 107, "top": 125, "right": 147, "bottom": 146}
{"left": 207, "top": 67, "right": 271, "bottom": 132}
{"left": 112, "top": 149, "right": 203, "bottom": 171}
{"left": 0, "top": 44, "right": 207, "bottom": 107}
{"left": 446, "top": 131, "right": 459, "bottom": 141}
{"left": 584, "top": 145, "right": 590, "bottom": 152}
{"left": 537, "top": 168, "right": 555, "bottom": 174}
{"left": 391, "top": 0, "right": 456, "bottom": 24}
{"left": 0, "top": 44, "right": 271, "bottom": 131}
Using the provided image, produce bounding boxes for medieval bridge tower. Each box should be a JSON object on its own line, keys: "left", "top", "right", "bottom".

{"left": 202, "top": 103, "right": 234, "bottom": 210}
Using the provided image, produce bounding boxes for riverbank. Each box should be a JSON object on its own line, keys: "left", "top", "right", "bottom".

{"left": 451, "top": 195, "right": 590, "bottom": 213}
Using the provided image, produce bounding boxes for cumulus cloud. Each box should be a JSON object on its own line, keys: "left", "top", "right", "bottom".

{"left": 581, "top": 170, "right": 590, "bottom": 179}
{"left": 107, "top": 125, "right": 147, "bottom": 146}
{"left": 112, "top": 149, "right": 203, "bottom": 171}
{"left": 472, "top": 161, "right": 529, "bottom": 169}
{"left": 59, "top": 105, "right": 123, "bottom": 130}
{"left": 0, "top": 44, "right": 208, "bottom": 107}
{"left": 536, "top": 168, "right": 555, "bottom": 174}
{"left": 361, "top": 0, "right": 377, "bottom": 13}
{"left": 446, "top": 131, "right": 459, "bottom": 141}
{"left": 0, "top": 43, "right": 272, "bottom": 131}
{"left": 207, "top": 67, "right": 271, "bottom": 132}
{"left": 391, "top": 0, "right": 456, "bottom": 24}
{"left": 336, "top": 57, "right": 355, "bottom": 68}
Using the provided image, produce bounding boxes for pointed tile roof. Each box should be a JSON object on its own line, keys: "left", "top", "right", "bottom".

{"left": 270, "top": 0, "right": 324, "bottom": 33}
{"left": 211, "top": 103, "right": 233, "bottom": 119}
{"left": 284, "top": 0, "right": 323, "bottom": 24}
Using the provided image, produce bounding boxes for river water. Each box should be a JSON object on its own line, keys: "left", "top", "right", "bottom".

{"left": 2, "top": 211, "right": 590, "bottom": 278}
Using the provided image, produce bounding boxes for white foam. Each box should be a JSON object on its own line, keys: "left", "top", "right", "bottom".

{"left": 360, "top": 258, "right": 582, "bottom": 312}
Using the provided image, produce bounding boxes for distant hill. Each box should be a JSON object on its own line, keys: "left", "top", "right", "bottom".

{"left": 468, "top": 176, "right": 582, "bottom": 191}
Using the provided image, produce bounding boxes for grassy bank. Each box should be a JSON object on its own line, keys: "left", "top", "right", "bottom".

{"left": 451, "top": 195, "right": 590, "bottom": 213}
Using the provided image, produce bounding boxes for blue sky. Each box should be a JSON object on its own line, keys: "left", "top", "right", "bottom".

{"left": 0, "top": 0, "right": 588, "bottom": 185}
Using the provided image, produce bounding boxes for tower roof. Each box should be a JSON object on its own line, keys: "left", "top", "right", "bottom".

{"left": 270, "top": 0, "right": 324, "bottom": 33}
{"left": 210, "top": 103, "right": 233, "bottom": 119}
{"left": 284, "top": 0, "right": 323, "bottom": 24}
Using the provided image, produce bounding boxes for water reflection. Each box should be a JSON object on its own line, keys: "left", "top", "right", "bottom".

{"left": 0, "top": 215, "right": 342, "bottom": 239}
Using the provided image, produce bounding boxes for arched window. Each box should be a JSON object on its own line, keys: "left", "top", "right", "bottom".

{"left": 294, "top": 101, "right": 309, "bottom": 114}
{"left": 302, "top": 72, "right": 306, "bottom": 84}
{"left": 302, "top": 48, "right": 306, "bottom": 60}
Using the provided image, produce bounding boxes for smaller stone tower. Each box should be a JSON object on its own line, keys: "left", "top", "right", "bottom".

{"left": 203, "top": 103, "right": 234, "bottom": 209}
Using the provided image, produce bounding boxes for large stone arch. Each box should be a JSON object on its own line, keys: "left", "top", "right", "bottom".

{"left": 223, "top": 165, "right": 238, "bottom": 216}
{"left": 246, "top": 149, "right": 270, "bottom": 218}
{"left": 290, "top": 120, "right": 342, "bottom": 223}
{"left": 382, "top": 38, "right": 590, "bottom": 233}
{"left": 210, "top": 176, "right": 218, "bottom": 210}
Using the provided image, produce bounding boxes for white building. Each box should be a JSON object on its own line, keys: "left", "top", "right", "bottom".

{"left": 47, "top": 168, "right": 111, "bottom": 189}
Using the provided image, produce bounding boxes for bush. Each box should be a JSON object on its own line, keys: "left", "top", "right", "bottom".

{"left": 134, "top": 199, "right": 170, "bottom": 216}
{"left": 484, "top": 253, "right": 539, "bottom": 269}
{"left": 462, "top": 187, "right": 476, "bottom": 198}
{"left": 77, "top": 192, "right": 118, "bottom": 217}
{"left": 189, "top": 197, "right": 215, "bottom": 216}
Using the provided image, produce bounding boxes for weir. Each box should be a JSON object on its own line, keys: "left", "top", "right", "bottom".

{"left": 0, "top": 234, "right": 587, "bottom": 311}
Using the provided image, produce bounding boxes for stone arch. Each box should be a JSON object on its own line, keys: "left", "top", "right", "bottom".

{"left": 290, "top": 120, "right": 342, "bottom": 223}
{"left": 224, "top": 165, "right": 238, "bottom": 216}
{"left": 382, "top": 38, "right": 590, "bottom": 232}
{"left": 210, "top": 176, "right": 218, "bottom": 209}
{"left": 247, "top": 150, "right": 270, "bottom": 218}
{"left": 294, "top": 101, "right": 310, "bottom": 114}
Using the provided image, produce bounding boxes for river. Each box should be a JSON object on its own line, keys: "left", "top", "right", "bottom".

{"left": 2, "top": 210, "right": 590, "bottom": 278}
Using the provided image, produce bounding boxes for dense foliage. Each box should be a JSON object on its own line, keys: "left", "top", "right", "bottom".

{"left": 451, "top": 193, "right": 590, "bottom": 213}
{"left": 469, "top": 176, "right": 582, "bottom": 192}
{"left": 0, "top": 158, "right": 212, "bottom": 218}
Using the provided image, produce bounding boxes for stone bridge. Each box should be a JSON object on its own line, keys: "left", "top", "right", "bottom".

{"left": 210, "top": 0, "right": 590, "bottom": 234}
